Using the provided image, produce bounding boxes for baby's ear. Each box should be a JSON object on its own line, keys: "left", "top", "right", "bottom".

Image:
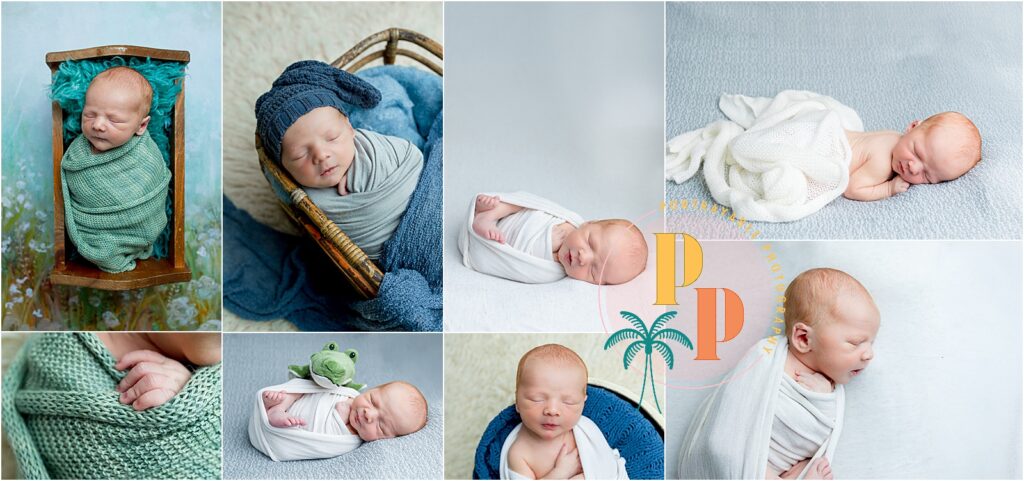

{"left": 136, "top": 116, "right": 151, "bottom": 136}
{"left": 790, "top": 322, "right": 813, "bottom": 353}
{"left": 906, "top": 120, "right": 920, "bottom": 133}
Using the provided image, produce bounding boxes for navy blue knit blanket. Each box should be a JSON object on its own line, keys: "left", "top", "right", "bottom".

{"left": 473, "top": 385, "right": 665, "bottom": 480}
{"left": 224, "top": 65, "right": 442, "bottom": 331}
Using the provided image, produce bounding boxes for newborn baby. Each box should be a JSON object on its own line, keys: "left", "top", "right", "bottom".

{"left": 768, "top": 268, "right": 880, "bottom": 480}
{"left": 262, "top": 381, "right": 427, "bottom": 441}
{"left": 468, "top": 194, "right": 647, "bottom": 285}
{"left": 256, "top": 60, "right": 423, "bottom": 260}
{"left": 503, "top": 344, "right": 627, "bottom": 480}
{"left": 61, "top": 66, "right": 170, "bottom": 272}
{"left": 844, "top": 111, "right": 982, "bottom": 201}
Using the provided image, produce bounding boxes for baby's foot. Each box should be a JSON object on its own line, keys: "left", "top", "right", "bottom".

{"left": 475, "top": 194, "right": 501, "bottom": 213}
{"left": 263, "top": 390, "right": 287, "bottom": 409}
{"left": 803, "top": 458, "right": 833, "bottom": 480}
{"left": 473, "top": 195, "right": 505, "bottom": 243}
{"left": 268, "top": 411, "right": 307, "bottom": 428}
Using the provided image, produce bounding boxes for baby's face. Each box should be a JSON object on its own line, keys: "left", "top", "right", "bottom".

{"left": 81, "top": 79, "right": 150, "bottom": 152}
{"left": 891, "top": 122, "right": 974, "bottom": 185}
{"left": 280, "top": 107, "right": 356, "bottom": 189}
{"left": 348, "top": 383, "right": 422, "bottom": 441}
{"left": 805, "top": 293, "right": 880, "bottom": 385}
{"left": 515, "top": 360, "right": 586, "bottom": 440}
{"left": 558, "top": 222, "right": 641, "bottom": 285}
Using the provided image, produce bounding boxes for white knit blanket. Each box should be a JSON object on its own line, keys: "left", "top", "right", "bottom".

{"left": 458, "top": 191, "right": 584, "bottom": 284}
{"left": 678, "top": 337, "right": 845, "bottom": 479}
{"left": 248, "top": 378, "right": 363, "bottom": 461}
{"left": 666, "top": 90, "right": 864, "bottom": 222}
{"left": 499, "top": 416, "right": 629, "bottom": 480}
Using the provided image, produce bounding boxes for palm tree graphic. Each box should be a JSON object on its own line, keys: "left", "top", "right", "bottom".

{"left": 604, "top": 310, "right": 692, "bottom": 414}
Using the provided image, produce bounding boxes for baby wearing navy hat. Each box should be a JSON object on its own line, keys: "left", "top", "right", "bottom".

{"left": 256, "top": 60, "right": 424, "bottom": 260}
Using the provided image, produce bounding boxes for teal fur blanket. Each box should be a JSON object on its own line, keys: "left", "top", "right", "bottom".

{"left": 50, "top": 57, "right": 186, "bottom": 260}
{"left": 61, "top": 131, "right": 170, "bottom": 272}
{"left": 1, "top": 334, "right": 222, "bottom": 479}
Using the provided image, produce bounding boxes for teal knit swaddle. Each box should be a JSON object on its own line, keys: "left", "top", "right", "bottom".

{"left": 1, "top": 334, "right": 222, "bottom": 479}
{"left": 60, "top": 131, "right": 171, "bottom": 273}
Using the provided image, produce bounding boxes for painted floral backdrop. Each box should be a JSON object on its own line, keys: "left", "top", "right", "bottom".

{"left": 2, "top": 2, "right": 222, "bottom": 330}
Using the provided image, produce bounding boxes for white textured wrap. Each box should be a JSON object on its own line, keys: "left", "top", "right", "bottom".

{"left": 248, "top": 378, "right": 364, "bottom": 461}
{"left": 499, "top": 416, "right": 629, "bottom": 480}
{"left": 677, "top": 337, "right": 845, "bottom": 479}
{"left": 459, "top": 191, "right": 584, "bottom": 284}
{"left": 666, "top": 90, "right": 864, "bottom": 222}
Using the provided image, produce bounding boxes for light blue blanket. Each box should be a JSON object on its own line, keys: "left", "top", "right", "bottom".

{"left": 665, "top": 2, "right": 1021, "bottom": 239}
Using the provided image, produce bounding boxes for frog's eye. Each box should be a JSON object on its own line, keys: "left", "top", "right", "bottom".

{"left": 327, "top": 342, "right": 338, "bottom": 351}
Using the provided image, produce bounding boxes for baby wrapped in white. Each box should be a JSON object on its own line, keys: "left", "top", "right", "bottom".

{"left": 458, "top": 191, "right": 584, "bottom": 284}
{"left": 666, "top": 90, "right": 864, "bottom": 222}
{"left": 499, "top": 416, "right": 629, "bottom": 480}
{"left": 249, "top": 378, "right": 363, "bottom": 461}
{"left": 678, "top": 337, "right": 844, "bottom": 479}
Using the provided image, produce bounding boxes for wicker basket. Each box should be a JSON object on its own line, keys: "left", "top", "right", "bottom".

{"left": 255, "top": 28, "right": 443, "bottom": 299}
{"left": 47, "top": 45, "right": 191, "bottom": 291}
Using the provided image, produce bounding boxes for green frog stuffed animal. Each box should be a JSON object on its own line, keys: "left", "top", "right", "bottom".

{"left": 287, "top": 342, "right": 365, "bottom": 391}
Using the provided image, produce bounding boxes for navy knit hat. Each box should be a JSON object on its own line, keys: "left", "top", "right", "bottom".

{"left": 255, "top": 60, "right": 381, "bottom": 163}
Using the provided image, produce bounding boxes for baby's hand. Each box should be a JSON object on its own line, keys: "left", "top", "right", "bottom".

{"left": 795, "top": 371, "right": 833, "bottom": 393}
{"left": 268, "top": 411, "right": 307, "bottom": 428}
{"left": 890, "top": 177, "right": 910, "bottom": 196}
{"left": 115, "top": 349, "right": 192, "bottom": 411}
{"left": 548, "top": 443, "right": 583, "bottom": 480}
{"left": 337, "top": 174, "right": 349, "bottom": 196}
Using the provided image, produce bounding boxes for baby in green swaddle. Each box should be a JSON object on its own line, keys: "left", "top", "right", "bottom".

{"left": 256, "top": 61, "right": 423, "bottom": 260}
{"left": 61, "top": 66, "right": 171, "bottom": 273}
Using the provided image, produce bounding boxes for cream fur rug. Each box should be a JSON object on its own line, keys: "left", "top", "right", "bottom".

{"left": 222, "top": 2, "right": 442, "bottom": 331}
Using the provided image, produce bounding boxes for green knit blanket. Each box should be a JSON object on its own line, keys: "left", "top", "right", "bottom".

{"left": 61, "top": 130, "right": 171, "bottom": 273}
{"left": 1, "top": 334, "right": 221, "bottom": 479}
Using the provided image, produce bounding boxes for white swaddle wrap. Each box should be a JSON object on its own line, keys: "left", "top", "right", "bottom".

{"left": 666, "top": 90, "right": 864, "bottom": 222}
{"left": 249, "top": 378, "right": 363, "bottom": 461}
{"left": 678, "top": 337, "right": 844, "bottom": 479}
{"left": 768, "top": 375, "right": 838, "bottom": 474}
{"left": 459, "top": 191, "right": 584, "bottom": 284}
{"left": 499, "top": 416, "right": 629, "bottom": 480}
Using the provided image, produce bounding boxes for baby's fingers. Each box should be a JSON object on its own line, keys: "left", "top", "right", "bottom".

{"left": 120, "top": 373, "right": 171, "bottom": 405}
{"left": 131, "top": 388, "right": 177, "bottom": 411}
{"left": 117, "top": 361, "right": 162, "bottom": 393}
{"left": 115, "top": 349, "right": 169, "bottom": 372}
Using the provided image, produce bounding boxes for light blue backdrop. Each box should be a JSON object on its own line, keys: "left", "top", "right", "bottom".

{"left": 1, "top": 2, "right": 222, "bottom": 330}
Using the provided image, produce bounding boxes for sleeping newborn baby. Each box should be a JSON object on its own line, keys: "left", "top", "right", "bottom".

{"left": 501, "top": 344, "right": 628, "bottom": 480}
{"left": 251, "top": 378, "right": 427, "bottom": 461}
{"left": 844, "top": 112, "right": 981, "bottom": 201}
{"left": 768, "top": 268, "right": 880, "bottom": 479}
{"left": 262, "top": 381, "right": 427, "bottom": 441}
{"left": 256, "top": 60, "right": 423, "bottom": 260}
{"left": 665, "top": 91, "right": 983, "bottom": 222}
{"left": 676, "top": 267, "right": 879, "bottom": 480}
{"left": 460, "top": 193, "right": 648, "bottom": 285}
{"left": 61, "top": 66, "right": 170, "bottom": 273}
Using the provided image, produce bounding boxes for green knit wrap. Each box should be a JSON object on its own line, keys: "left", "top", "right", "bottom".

{"left": 60, "top": 130, "right": 171, "bottom": 273}
{"left": 1, "top": 334, "right": 222, "bottom": 479}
